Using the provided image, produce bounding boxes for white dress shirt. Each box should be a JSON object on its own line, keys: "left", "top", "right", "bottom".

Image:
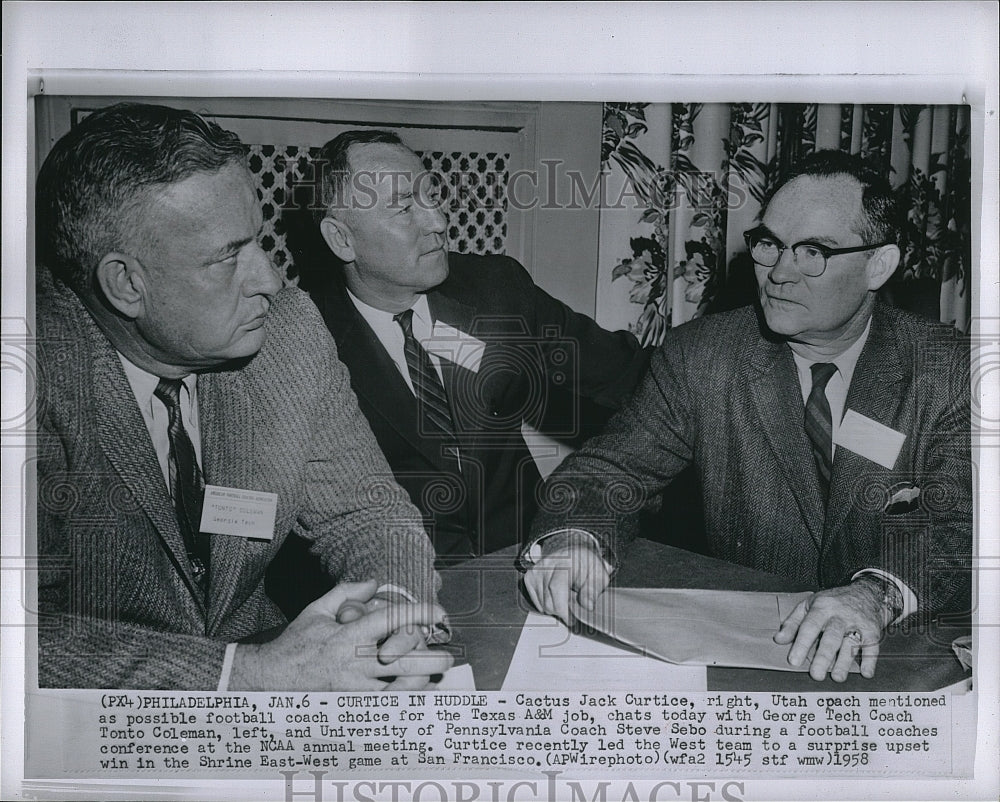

{"left": 345, "top": 289, "right": 444, "bottom": 392}
{"left": 118, "top": 354, "right": 202, "bottom": 489}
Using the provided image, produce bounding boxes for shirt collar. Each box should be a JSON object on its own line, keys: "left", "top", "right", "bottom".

{"left": 789, "top": 315, "right": 873, "bottom": 383}
{"left": 117, "top": 352, "right": 197, "bottom": 411}
{"left": 346, "top": 288, "right": 433, "bottom": 329}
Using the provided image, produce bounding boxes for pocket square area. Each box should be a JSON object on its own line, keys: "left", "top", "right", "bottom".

{"left": 885, "top": 483, "right": 921, "bottom": 514}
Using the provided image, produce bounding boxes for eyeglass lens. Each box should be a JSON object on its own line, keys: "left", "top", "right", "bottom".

{"left": 749, "top": 237, "right": 827, "bottom": 276}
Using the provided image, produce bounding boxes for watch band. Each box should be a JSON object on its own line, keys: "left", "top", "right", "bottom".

{"left": 859, "top": 574, "right": 904, "bottom": 624}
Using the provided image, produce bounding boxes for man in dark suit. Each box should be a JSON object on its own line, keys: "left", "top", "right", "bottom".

{"left": 525, "top": 150, "right": 971, "bottom": 683}
{"left": 35, "top": 104, "right": 450, "bottom": 689}
{"left": 269, "top": 130, "right": 646, "bottom": 611}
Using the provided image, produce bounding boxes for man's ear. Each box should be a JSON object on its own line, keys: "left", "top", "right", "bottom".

{"left": 95, "top": 252, "right": 145, "bottom": 318}
{"left": 866, "top": 244, "right": 900, "bottom": 292}
{"left": 319, "top": 216, "right": 356, "bottom": 263}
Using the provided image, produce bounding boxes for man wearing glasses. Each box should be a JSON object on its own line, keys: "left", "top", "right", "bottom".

{"left": 524, "top": 150, "right": 971, "bottom": 683}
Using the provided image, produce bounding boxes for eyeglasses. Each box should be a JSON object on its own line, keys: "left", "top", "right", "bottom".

{"left": 743, "top": 227, "right": 892, "bottom": 277}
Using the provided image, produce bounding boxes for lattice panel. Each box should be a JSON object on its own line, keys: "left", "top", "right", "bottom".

{"left": 419, "top": 152, "right": 508, "bottom": 255}
{"left": 246, "top": 145, "right": 316, "bottom": 274}
{"left": 246, "top": 145, "right": 509, "bottom": 276}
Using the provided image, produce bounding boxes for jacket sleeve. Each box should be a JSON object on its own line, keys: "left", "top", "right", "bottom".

{"left": 37, "top": 615, "right": 229, "bottom": 690}
{"left": 916, "top": 345, "right": 973, "bottom": 614}
{"left": 526, "top": 331, "right": 697, "bottom": 570}
{"left": 285, "top": 296, "right": 441, "bottom": 603}
{"left": 914, "top": 354, "right": 973, "bottom": 615}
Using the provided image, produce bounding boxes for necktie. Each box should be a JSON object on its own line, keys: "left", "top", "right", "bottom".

{"left": 804, "top": 362, "right": 838, "bottom": 503}
{"left": 394, "top": 309, "right": 460, "bottom": 456}
{"left": 154, "top": 378, "right": 210, "bottom": 585}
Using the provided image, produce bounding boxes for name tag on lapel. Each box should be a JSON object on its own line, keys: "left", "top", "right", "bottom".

{"left": 200, "top": 485, "right": 278, "bottom": 539}
{"left": 834, "top": 410, "right": 906, "bottom": 469}
{"left": 424, "top": 322, "right": 486, "bottom": 373}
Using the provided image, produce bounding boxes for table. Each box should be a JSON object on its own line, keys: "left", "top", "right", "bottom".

{"left": 437, "top": 539, "right": 970, "bottom": 692}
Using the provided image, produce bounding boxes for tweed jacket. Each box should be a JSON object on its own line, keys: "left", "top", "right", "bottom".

{"left": 36, "top": 269, "right": 438, "bottom": 689}
{"left": 304, "top": 253, "right": 647, "bottom": 560}
{"left": 530, "top": 301, "right": 972, "bottom": 615}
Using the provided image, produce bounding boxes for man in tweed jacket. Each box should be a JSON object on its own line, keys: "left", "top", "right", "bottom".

{"left": 525, "top": 151, "right": 971, "bottom": 683}
{"left": 35, "top": 103, "right": 450, "bottom": 690}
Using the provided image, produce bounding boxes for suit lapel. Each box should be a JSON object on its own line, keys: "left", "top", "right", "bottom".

{"left": 427, "top": 290, "right": 479, "bottom": 432}
{"left": 198, "top": 368, "right": 257, "bottom": 631}
{"left": 747, "top": 336, "right": 826, "bottom": 550}
{"left": 318, "top": 278, "right": 454, "bottom": 472}
{"left": 427, "top": 291, "right": 475, "bottom": 338}
{"left": 90, "top": 331, "right": 208, "bottom": 612}
{"left": 824, "top": 307, "right": 906, "bottom": 542}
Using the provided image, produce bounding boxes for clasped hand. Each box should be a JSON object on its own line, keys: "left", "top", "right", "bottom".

{"left": 231, "top": 579, "right": 452, "bottom": 690}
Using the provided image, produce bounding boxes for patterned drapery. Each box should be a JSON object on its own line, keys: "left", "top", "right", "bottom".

{"left": 599, "top": 103, "right": 972, "bottom": 344}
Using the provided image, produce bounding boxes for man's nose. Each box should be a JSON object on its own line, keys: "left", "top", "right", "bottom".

{"left": 767, "top": 246, "right": 800, "bottom": 283}
{"left": 243, "top": 241, "right": 283, "bottom": 297}
{"left": 419, "top": 200, "right": 447, "bottom": 234}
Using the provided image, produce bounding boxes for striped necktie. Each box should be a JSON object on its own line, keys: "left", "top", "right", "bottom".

{"left": 154, "top": 378, "right": 210, "bottom": 586}
{"left": 804, "top": 362, "right": 838, "bottom": 503}
{"left": 394, "top": 309, "right": 458, "bottom": 442}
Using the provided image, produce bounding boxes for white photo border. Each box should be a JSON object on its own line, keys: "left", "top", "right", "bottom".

{"left": 3, "top": 3, "right": 998, "bottom": 801}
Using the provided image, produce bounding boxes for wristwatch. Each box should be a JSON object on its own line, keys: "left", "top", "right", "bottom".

{"left": 859, "top": 574, "right": 904, "bottom": 624}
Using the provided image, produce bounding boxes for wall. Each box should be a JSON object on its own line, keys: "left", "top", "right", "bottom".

{"left": 34, "top": 96, "right": 606, "bottom": 319}
{"left": 529, "top": 102, "right": 604, "bottom": 318}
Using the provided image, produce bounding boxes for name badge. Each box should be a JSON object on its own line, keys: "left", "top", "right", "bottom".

{"left": 424, "top": 322, "right": 486, "bottom": 373}
{"left": 200, "top": 485, "right": 278, "bottom": 540}
{"left": 833, "top": 410, "right": 906, "bottom": 469}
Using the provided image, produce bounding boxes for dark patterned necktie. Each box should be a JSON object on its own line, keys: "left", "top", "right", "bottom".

{"left": 154, "top": 378, "right": 210, "bottom": 585}
{"left": 804, "top": 362, "right": 838, "bottom": 503}
{"left": 394, "top": 309, "right": 458, "bottom": 442}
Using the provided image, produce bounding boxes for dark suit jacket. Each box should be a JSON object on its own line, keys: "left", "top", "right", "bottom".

{"left": 530, "top": 301, "right": 972, "bottom": 616}
{"left": 36, "top": 269, "right": 438, "bottom": 689}
{"left": 274, "top": 253, "right": 645, "bottom": 580}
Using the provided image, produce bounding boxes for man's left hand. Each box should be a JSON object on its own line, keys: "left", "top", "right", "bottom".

{"left": 774, "top": 578, "right": 891, "bottom": 682}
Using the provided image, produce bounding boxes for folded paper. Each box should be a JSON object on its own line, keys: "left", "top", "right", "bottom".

{"left": 502, "top": 612, "right": 707, "bottom": 690}
{"left": 573, "top": 587, "right": 861, "bottom": 673}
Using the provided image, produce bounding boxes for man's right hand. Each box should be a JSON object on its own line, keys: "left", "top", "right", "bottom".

{"left": 230, "top": 580, "right": 452, "bottom": 690}
{"left": 523, "top": 535, "right": 611, "bottom": 625}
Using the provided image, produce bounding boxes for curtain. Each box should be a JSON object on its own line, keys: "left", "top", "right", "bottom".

{"left": 597, "top": 102, "right": 972, "bottom": 344}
